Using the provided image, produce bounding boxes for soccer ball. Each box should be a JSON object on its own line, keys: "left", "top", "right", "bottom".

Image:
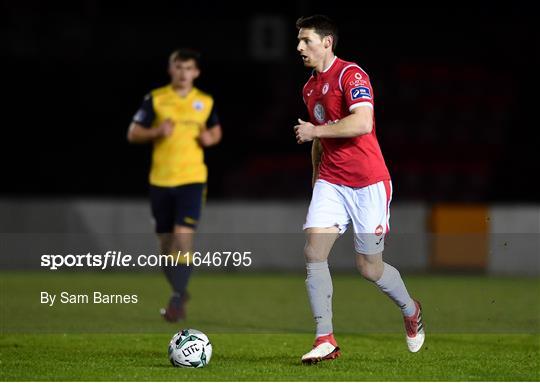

{"left": 168, "top": 329, "right": 212, "bottom": 368}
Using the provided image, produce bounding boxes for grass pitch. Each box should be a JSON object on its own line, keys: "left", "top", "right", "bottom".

{"left": 1, "top": 272, "right": 539, "bottom": 381}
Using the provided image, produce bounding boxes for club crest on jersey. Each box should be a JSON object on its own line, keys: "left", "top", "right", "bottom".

{"left": 193, "top": 101, "right": 204, "bottom": 111}
{"left": 322, "top": 83, "right": 329, "bottom": 95}
{"left": 313, "top": 103, "right": 325, "bottom": 123}
{"left": 351, "top": 86, "right": 371, "bottom": 100}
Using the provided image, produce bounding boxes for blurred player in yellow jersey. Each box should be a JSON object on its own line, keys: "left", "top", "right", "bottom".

{"left": 127, "top": 49, "right": 222, "bottom": 322}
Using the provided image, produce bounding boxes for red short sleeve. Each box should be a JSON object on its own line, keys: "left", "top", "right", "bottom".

{"left": 340, "top": 66, "right": 374, "bottom": 112}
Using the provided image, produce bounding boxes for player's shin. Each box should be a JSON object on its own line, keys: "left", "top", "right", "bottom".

{"left": 305, "top": 261, "right": 334, "bottom": 336}
{"left": 163, "top": 251, "right": 193, "bottom": 299}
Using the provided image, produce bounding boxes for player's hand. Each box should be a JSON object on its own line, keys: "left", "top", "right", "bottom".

{"left": 155, "top": 119, "right": 175, "bottom": 138}
{"left": 198, "top": 129, "right": 214, "bottom": 147}
{"left": 294, "top": 118, "right": 316, "bottom": 144}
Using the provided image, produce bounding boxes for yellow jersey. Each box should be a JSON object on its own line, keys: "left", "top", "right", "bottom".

{"left": 133, "top": 85, "right": 219, "bottom": 187}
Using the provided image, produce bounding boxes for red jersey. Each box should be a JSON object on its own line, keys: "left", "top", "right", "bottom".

{"left": 302, "top": 57, "right": 390, "bottom": 188}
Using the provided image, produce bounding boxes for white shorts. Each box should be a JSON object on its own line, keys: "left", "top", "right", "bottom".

{"left": 303, "top": 179, "right": 392, "bottom": 255}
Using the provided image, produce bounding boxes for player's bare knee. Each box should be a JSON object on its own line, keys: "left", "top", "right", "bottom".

{"left": 355, "top": 259, "right": 375, "bottom": 280}
{"left": 303, "top": 227, "right": 338, "bottom": 262}
{"left": 174, "top": 237, "right": 191, "bottom": 252}
{"left": 355, "top": 253, "right": 383, "bottom": 281}
{"left": 360, "top": 265, "right": 380, "bottom": 281}
{"left": 173, "top": 225, "right": 195, "bottom": 253}
{"left": 158, "top": 234, "right": 174, "bottom": 254}
{"left": 303, "top": 243, "right": 326, "bottom": 263}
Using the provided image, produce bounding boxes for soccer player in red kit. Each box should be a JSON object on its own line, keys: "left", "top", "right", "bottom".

{"left": 294, "top": 15, "right": 425, "bottom": 363}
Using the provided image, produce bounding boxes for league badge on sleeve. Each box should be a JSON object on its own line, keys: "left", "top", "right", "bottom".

{"left": 350, "top": 86, "right": 371, "bottom": 100}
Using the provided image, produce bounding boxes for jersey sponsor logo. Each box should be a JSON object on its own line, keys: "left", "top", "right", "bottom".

{"left": 307, "top": 89, "right": 313, "bottom": 97}
{"left": 193, "top": 101, "right": 204, "bottom": 111}
{"left": 351, "top": 86, "right": 371, "bottom": 100}
{"left": 313, "top": 103, "right": 326, "bottom": 123}
{"left": 349, "top": 79, "right": 368, "bottom": 86}
{"left": 354, "top": 73, "right": 363, "bottom": 80}
{"left": 375, "top": 224, "right": 384, "bottom": 236}
{"left": 322, "top": 83, "right": 329, "bottom": 95}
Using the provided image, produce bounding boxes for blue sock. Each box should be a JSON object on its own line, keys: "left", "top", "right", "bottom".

{"left": 163, "top": 264, "right": 193, "bottom": 302}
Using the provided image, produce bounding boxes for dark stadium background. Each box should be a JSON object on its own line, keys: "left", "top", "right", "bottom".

{"left": 3, "top": 3, "right": 537, "bottom": 202}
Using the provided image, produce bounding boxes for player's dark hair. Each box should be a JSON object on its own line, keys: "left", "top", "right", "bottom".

{"left": 296, "top": 15, "right": 338, "bottom": 51}
{"left": 169, "top": 48, "right": 201, "bottom": 68}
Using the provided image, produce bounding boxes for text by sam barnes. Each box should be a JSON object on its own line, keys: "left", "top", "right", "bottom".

{"left": 41, "top": 291, "right": 138, "bottom": 306}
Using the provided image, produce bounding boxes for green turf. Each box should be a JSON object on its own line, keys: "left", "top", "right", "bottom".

{"left": 1, "top": 333, "right": 538, "bottom": 381}
{"left": 1, "top": 272, "right": 539, "bottom": 380}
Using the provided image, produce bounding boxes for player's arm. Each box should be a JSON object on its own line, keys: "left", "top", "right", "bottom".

{"left": 315, "top": 106, "right": 373, "bottom": 138}
{"left": 127, "top": 93, "right": 174, "bottom": 144}
{"left": 127, "top": 121, "right": 174, "bottom": 144}
{"left": 311, "top": 138, "right": 322, "bottom": 187}
{"left": 198, "top": 124, "right": 222, "bottom": 147}
{"left": 294, "top": 106, "right": 373, "bottom": 143}
{"left": 198, "top": 104, "right": 222, "bottom": 147}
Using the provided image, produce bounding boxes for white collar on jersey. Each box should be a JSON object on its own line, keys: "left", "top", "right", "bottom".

{"left": 321, "top": 55, "right": 338, "bottom": 73}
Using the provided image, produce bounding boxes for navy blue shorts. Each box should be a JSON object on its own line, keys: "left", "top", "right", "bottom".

{"left": 149, "top": 183, "right": 206, "bottom": 233}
